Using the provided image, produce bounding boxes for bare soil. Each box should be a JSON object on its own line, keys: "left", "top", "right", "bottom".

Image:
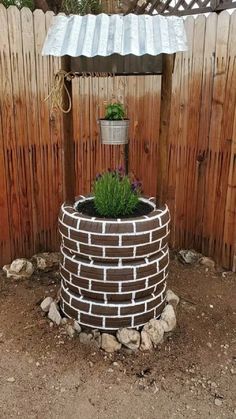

{"left": 0, "top": 257, "right": 236, "bottom": 419}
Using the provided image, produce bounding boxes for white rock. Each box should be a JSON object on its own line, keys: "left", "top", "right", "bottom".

{"left": 160, "top": 304, "right": 176, "bottom": 332}
{"left": 61, "top": 317, "right": 68, "bottom": 325}
{"left": 3, "top": 259, "right": 34, "bottom": 279}
{"left": 178, "top": 249, "right": 201, "bottom": 265}
{"left": 40, "top": 297, "right": 53, "bottom": 313}
{"left": 166, "top": 289, "right": 180, "bottom": 307}
{"left": 73, "top": 321, "right": 81, "bottom": 333}
{"left": 143, "top": 319, "right": 165, "bottom": 345}
{"left": 215, "top": 398, "right": 223, "bottom": 407}
{"left": 48, "top": 302, "right": 61, "bottom": 326}
{"left": 199, "top": 256, "right": 215, "bottom": 270}
{"left": 101, "top": 334, "right": 121, "bottom": 353}
{"left": 79, "top": 332, "right": 93, "bottom": 345}
{"left": 116, "top": 328, "right": 140, "bottom": 350}
{"left": 66, "top": 324, "right": 75, "bottom": 338}
{"left": 6, "top": 377, "right": 15, "bottom": 383}
{"left": 140, "top": 331, "right": 153, "bottom": 351}
{"left": 32, "top": 252, "right": 61, "bottom": 271}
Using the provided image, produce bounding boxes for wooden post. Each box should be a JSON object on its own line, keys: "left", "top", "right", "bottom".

{"left": 124, "top": 143, "right": 129, "bottom": 175}
{"left": 156, "top": 53, "right": 174, "bottom": 207}
{"left": 61, "top": 56, "right": 75, "bottom": 205}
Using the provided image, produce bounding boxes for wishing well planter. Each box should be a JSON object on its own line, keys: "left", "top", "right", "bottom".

{"left": 59, "top": 196, "right": 170, "bottom": 331}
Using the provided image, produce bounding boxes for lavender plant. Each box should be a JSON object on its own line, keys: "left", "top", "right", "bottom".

{"left": 93, "top": 168, "right": 141, "bottom": 218}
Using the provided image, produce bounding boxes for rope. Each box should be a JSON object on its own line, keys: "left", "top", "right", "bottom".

{"left": 45, "top": 70, "right": 115, "bottom": 114}
{"left": 44, "top": 70, "right": 74, "bottom": 114}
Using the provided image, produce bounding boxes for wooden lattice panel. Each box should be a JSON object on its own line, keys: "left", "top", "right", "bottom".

{"left": 121, "top": 0, "right": 236, "bottom": 15}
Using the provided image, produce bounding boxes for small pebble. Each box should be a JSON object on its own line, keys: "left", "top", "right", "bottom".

{"left": 6, "top": 377, "right": 15, "bottom": 383}
{"left": 215, "top": 398, "right": 223, "bottom": 407}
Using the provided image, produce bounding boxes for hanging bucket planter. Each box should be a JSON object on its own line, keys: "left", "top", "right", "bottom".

{"left": 99, "top": 102, "right": 129, "bottom": 145}
{"left": 59, "top": 195, "right": 170, "bottom": 331}
{"left": 99, "top": 119, "right": 130, "bottom": 145}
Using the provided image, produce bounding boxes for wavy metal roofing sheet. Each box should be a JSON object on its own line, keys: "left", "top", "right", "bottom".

{"left": 42, "top": 13, "right": 187, "bottom": 57}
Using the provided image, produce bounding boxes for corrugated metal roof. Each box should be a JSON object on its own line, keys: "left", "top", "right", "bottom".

{"left": 42, "top": 13, "right": 187, "bottom": 57}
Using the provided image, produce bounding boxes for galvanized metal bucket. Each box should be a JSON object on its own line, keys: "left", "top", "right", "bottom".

{"left": 99, "top": 119, "right": 130, "bottom": 145}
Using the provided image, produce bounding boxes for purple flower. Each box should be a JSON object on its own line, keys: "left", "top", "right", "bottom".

{"left": 131, "top": 179, "right": 142, "bottom": 193}
{"left": 96, "top": 173, "right": 102, "bottom": 181}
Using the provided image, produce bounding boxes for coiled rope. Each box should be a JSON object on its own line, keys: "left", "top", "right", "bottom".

{"left": 44, "top": 70, "right": 75, "bottom": 114}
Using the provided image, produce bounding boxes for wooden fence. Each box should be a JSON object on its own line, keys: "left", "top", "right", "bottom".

{"left": 0, "top": 5, "right": 236, "bottom": 270}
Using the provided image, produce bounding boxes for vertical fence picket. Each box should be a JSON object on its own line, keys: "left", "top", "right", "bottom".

{"left": 0, "top": 6, "right": 236, "bottom": 270}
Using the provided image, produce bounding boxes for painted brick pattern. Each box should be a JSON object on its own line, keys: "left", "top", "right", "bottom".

{"left": 59, "top": 196, "right": 170, "bottom": 330}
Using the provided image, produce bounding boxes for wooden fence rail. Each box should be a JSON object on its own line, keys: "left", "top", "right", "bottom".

{"left": 0, "top": 5, "right": 236, "bottom": 270}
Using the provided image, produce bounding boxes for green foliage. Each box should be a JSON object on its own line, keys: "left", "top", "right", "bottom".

{"left": 105, "top": 103, "right": 125, "bottom": 121}
{"left": 0, "top": 0, "right": 102, "bottom": 14}
{"left": 1, "top": 0, "right": 34, "bottom": 9}
{"left": 93, "top": 169, "right": 141, "bottom": 218}
{"left": 61, "top": 0, "right": 102, "bottom": 15}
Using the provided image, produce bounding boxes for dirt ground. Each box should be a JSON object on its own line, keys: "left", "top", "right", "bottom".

{"left": 0, "top": 255, "right": 236, "bottom": 419}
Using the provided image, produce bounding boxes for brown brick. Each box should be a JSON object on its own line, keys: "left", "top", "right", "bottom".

{"left": 58, "top": 221, "right": 69, "bottom": 237}
{"left": 161, "top": 233, "right": 170, "bottom": 247}
{"left": 63, "top": 237, "right": 78, "bottom": 252}
{"left": 63, "top": 214, "right": 78, "bottom": 229}
{"left": 136, "top": 262, "right": 157, "bottom": 279}
{"left": 122, "top": 233, "right": 150, "bottom": 246}
{"left": 148, "top": 271, "right": 165, "bottom": 287}
{"left": 61, "top": 287, "right": 70, "bottom": 304}
{"left": 136, "top": 242, "right": 160, "bottom": 257}
{"left": 105, "top": 247, "right": 134, "bottom": 258}
{"left": 65, "top": 281, "right": 79, "bottom": 295}
{"left": 91, "top": 235, "right": 119, "bottom": 246}
{"left": 63, "top": 302, "right": 78, "bottom": 320}
{"left": 71, "top": 298, "right": 90, "bottom": 312}
{"left": 80, "top": 265, "right": 104, "bottom": 280}
{"left": 135, "top": 287, "right": 155, "bottom": 299}
{"left": 155, "top": 282, "right": 166, "bottom": 294}
{"left": 105, "top": 223, "right": 134, "bottom": 234}
{"left": 133, "top": 309, "right": 155, "bottom": 327}
{"left": 91, "top": 281, "right": 119, "bottom": 293}
{"left": 80, "top": 313, "right": 103, "bottom": 327}
{"left": 71, "top": 275, "right": 90, "bottom": 289}
{"left": 64, "top": 259, "right": 78, "bottom": 275}
{"left": 63, "top": 206, "right": 76, "bottom": 215}
{"left": 58, "top": 208, "right": 64, "bottom": 222}
{"left": 70, "top": 229, "right": 88, "bottom": 243}
{"left": 121, "top": 279, "right": 146, "bottom": 292}
{"left": 105, "top": 316, "right": 132, "bottom": 329}
{"left": 120, "top": 303, "right": 145, "bottom": 315}
{"left": 60, "top": 265, "right": 70, "bottom": 281}
{"left": 106, "top": 268, "right": 134, "bottom": 281}
{"left": 80, "top": 289, "right": 104, "bottom": 301}
{"left": 152, "top": 226, "right": 168, "bottom": 241}
{"left": 159, "top": 253, "right": 169, "bottom": 271}
{"left": 146, "top": 210, "right": 159, "bottom": 218}
{"left": 106, "top": 293, "right": 133, "bottom": 302}
{"left": 79, "top": 219, "right": 103, "bottom": 233}
{"left": 155, "top": 300, "right": 166, "bottom": 317}
{"left": 160, "top": 210, "right": 170, "bottom": 226}
{"left": 92, "top": 304, "right": 118, "bottom": 316}
{"left": 146, "top": 295, "right": 162, "bottom": 311}
{"left": 80, "top": 244, "right": 103, "bottom": 257}
{"left": 136, "top": 219, "right": 159, "bottom": 232}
